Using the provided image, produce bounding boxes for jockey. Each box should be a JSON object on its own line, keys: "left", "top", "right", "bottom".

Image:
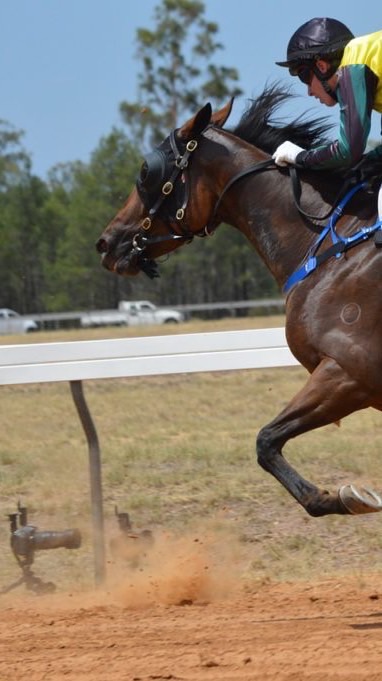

{"left": 273, "top": 17, "right": 382, "bottom": 218}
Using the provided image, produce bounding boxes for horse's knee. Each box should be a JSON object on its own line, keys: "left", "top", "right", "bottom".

{"left": 256, "top": 426, "right": 275, "bottom": 472}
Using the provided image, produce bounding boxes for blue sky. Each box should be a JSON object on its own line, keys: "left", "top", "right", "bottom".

{"left": 1, "top": 1, "right": 381, "bottom": 178}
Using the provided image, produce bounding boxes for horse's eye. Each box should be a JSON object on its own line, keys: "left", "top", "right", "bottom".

{"left": 140, "top": 161, "right": 148, "bottom": 183}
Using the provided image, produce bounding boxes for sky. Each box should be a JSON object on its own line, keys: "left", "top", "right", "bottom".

{"left": 1, "top": 1, "right": 381, "bottom": 179}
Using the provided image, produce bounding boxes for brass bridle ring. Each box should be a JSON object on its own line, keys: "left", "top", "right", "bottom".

{"left": 141, "top": 217, "right": 152, "bottom": 230}
{"left": 162, "top": 181, "right": 173, "bottom": 195}
{"left": 186, "top": 140, "right": 198, "bottom": 152}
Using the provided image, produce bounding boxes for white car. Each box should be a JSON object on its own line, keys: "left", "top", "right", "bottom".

{"left": 118, "top": 300, "right": 184, "bottom": 325}
{"left": 0, "top": 308, "right": 39, "bottom": 335}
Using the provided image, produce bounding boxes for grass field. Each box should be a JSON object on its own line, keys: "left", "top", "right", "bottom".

{"left": 2, "top": 315, "right": 382, "bottom": 593}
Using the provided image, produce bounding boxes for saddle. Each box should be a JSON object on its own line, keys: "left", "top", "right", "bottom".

{"left": 347, "top": 156, "right": 381, "bottom": 191}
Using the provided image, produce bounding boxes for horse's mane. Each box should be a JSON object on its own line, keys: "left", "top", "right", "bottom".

{"left": 231, "top": 83, "right": 333, "bottom": 154}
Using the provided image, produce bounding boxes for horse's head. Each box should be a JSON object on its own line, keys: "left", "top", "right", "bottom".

{"left": 96, "top": 100, "right": 233, "bottom": 278}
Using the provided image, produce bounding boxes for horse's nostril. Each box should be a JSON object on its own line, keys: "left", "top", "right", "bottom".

{"left": 96, "top": 237, "right": 108, "bottom": 254}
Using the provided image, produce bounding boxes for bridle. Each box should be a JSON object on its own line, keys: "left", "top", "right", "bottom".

{"left": 131, "top": 127, "right": 280, "bottom": 276}
{"left": 130, "top": 124, "right": 360, "bottom": 277}
{"left": 130, "top": 130, "right": 201, "bottom": 274}
{"left": 137, "top": 131, "right": 198, "bottom": 230}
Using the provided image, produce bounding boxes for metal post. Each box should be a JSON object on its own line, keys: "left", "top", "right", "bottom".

{"left": 69, "top": 380, "right": 106, "bottom": 585}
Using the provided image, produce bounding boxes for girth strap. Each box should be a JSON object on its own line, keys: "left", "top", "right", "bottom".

{"left": 283, "top": 226, "right": 382, "bottom": 293}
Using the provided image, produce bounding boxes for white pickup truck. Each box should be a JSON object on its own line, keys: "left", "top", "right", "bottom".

{"left": 118, "top": 300, "right": 184, "bottom": 325}
{"left": 80, "top": 300, "right": 184, "bottom": 328}
{"left": 0, "top": 308, "right": 39, "bottom": 335}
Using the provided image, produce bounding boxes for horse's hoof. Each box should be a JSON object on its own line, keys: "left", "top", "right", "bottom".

{"left": 338, "top": 484, "right": 382, "bottom": 514}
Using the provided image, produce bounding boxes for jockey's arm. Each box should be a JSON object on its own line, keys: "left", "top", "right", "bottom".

{"left": 296, "top": 64, "right": 379, "bottom": 170}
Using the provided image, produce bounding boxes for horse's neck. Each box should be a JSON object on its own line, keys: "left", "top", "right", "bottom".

{"left": 224, "top": 170, "right": 323, "bottom": 288}
{"left": 208, "top": 130, "right": 364, "bottom": 289}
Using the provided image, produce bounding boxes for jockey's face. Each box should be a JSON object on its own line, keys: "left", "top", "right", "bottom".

{"left": 307, "top": 59, "right": 338, "bottom": 107}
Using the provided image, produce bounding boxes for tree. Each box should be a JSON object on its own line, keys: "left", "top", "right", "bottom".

{"left": 119, "top": 0, "right": 242, "bottom": 147}
{"left": 46, "top": 129, "right": 144, "bottom": 310}
{"left": 0, "top": 174, "right": 51, "bottom": 311}
{"left": 0, "top": 120, "right": 31, "bottom": 190}
{"left": 0, "top": 122, "right": 48, "bottom": 311}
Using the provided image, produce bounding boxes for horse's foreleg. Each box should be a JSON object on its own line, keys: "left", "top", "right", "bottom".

{"left": 256, "top": 357, "right": 381, "bottom": 516}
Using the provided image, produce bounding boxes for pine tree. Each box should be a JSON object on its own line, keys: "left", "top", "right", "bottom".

{"left": 119, "top": 0, "right": 242, "bottom": 147}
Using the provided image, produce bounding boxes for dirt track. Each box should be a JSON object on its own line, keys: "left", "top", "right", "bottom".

{"left": 2, "top": 570, "right": 382, "bottom": 680}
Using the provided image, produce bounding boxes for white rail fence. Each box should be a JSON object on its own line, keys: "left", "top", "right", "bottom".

{"left": 0, "top": 328, "right": 299, "bottom": 583}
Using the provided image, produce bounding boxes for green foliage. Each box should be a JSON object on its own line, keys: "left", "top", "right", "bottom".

{"left": 0, "top": 120, "right": 30, "bottom": 189}
{"left": 0, "top": 121, "right": 52, "bottom": 310}
{"left": 0, "top": 173, "right": 50, "bottom": 311}
{"left": 119, "top": 0, "right": 242, "bottom": 146}
{"left": 45, "top": 129, "right": 144, "bottom": 310}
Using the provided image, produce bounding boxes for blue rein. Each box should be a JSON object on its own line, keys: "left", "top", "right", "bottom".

{"left": 283, "top": 182, "right": 382, "bottom": 294}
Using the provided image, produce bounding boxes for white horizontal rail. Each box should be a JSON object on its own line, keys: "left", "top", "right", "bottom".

{"left": 0, "top": 328, "right": 299, "bottom": 385}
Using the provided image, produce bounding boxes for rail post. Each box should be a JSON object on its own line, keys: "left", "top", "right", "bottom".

{"left": 70, "top": 380, "right": 106, "bottom": 585}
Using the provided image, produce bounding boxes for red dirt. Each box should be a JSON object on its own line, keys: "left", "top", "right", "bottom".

{"left": 1, "top": 532, "right": 382, "bottom": 680}
{"left": 2, "top": 577, "right": 382, "bottom": 680}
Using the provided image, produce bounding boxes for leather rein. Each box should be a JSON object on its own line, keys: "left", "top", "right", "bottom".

{"left": 206, "top": 162, "right": 358, "bottom": 234}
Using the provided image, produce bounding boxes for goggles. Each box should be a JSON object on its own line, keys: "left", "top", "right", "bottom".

{"left": 136, "top": 148, "right": 172, "bottom": 208}
{"left": 289, "top": 63, "right": 314, "bottom": 85}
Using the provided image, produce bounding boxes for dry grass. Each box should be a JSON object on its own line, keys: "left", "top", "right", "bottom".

{"left": 1, "top": 315, "right": 382, "bottom": 591}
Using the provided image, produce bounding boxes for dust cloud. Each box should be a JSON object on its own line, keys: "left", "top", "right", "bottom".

{"left": 0, "top": 521, "right": 248, "bottom": 613}
{"left": 109, "top": 523, "right": 246, "bottom": 609}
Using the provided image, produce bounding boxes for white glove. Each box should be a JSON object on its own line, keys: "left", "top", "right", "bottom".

{"left": 272, "top": 141, "right": 305, "bottom": 166}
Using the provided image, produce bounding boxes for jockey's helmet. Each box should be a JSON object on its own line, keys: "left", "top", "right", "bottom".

{"left": 276, "top": 17, "right": 354, "bottom": 70}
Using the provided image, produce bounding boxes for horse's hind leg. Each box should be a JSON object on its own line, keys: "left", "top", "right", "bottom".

{"left": 256, "top": 356, "right": 382, "bottom": 517}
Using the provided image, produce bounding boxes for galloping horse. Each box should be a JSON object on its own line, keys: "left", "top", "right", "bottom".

{"left": 96, "top": 85, "right": 382, "bottom": 518}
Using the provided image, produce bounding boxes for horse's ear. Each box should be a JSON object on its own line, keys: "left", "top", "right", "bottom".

{"left": 178, "top": 98, "right": 233, "bottom": 140}
{"left": 210, "top": 98, "right": 234, "bottom": 128}
{"left": 178, "top": 103, "right": 212, "bottom": 140}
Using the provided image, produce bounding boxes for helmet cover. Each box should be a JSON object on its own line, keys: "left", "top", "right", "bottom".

{"left": 276, "top": 17, "right": 354, "bottom": 67}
